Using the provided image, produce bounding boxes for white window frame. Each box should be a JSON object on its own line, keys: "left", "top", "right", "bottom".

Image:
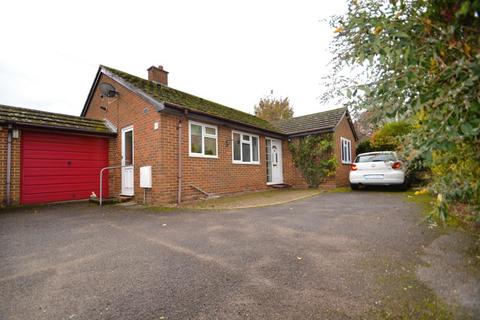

{"left": 341, "top": 137, "right": 352, "bottom": 164}
{"left": 189, "top": 120, "right": 218, "bottom": 158}
{"left": 232, "top": 130, "right": 260, "bottom": 165}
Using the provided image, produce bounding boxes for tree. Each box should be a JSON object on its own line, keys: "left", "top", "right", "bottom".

{"left": 325, "top": 0, "right": 480, "bottom": 220}
{"left": 254, "top": 97, "right": 294, "bottom": 121}
{"left": 352, "top": 109, "right": 378, "bottom": 138}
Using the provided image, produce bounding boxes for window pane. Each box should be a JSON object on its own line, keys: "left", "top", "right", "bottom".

{"left": 205, "top": 126, "right": 216, "bottom": 135}
{"left": 347, "top": 141, "right": 351, "bottom": 162}
{"left": 252, "top": 137, "right": 259, "bottom": 162}
{"left": 204, "top": 137, "right": 217, "bottom": 156}
{"left": 191, "top": 124, "right": 202, "bottom": 154}
{"left": 233, "top": 133, "right": 241, "bottom": 161}
{"left": 124, "top": 131, "right": 133, "bottom": 165}
{"left": 242, "top": 143, "right": 251, "bottom": 162}
{"left": 266, "top": 140, "right": 272, "bottom": 182}
{"left": 191, "top": 124, "right": 202, "bottom": 136}
{"left": 242, "top": 134, "right": 250, "bottom": 141}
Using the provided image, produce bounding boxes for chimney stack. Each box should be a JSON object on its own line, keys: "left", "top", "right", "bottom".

{"left": 147, "top": 65, "right": 169, "bottom": 86}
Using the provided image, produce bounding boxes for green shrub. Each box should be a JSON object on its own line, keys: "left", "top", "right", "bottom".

{"left": 371, "top": 121, "right": 412, "bottom": 151}
{"left": 288, "top": 134, "right": 337, "bottom": 188}
{"left": 356, "top": 139, "right": 376, "bottom": 154}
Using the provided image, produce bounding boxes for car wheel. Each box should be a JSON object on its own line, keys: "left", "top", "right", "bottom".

{"left": 399, "top": 179, "right": 408, "bottom": 191}
{"left": 350, "top": 183, "right": 359, "bottom": 190}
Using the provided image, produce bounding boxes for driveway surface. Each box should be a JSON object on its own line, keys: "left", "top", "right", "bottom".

{"left": 0, "top": 192, "right": 476, "bottom": 319}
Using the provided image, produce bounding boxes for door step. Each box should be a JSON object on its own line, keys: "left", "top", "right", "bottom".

{"left": 271, "top": 183, "right": 291, "bottom": 188}
{"left": 118, "top": 195, "right": 134, "bottom": 203}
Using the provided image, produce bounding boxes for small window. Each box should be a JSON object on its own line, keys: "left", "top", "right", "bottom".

{"left": 190, "top": 124, "right": 203, "bottom": 154}
{"left": 341, "top": 137, "right": 352, "bottom": 164}
{"left": 189, "top": 121, "right": 218, "bottom": 158}
{"left": 252, "top": 136, "right": 259, "bottom": 162}
{"left": 233, "top": 132, "right": 241, "bottom": 161}
{"left": 232, "top": 131, "right": 260, "bottom": 164}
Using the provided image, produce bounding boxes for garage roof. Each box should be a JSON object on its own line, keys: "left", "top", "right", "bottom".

{"left": 0, "top": 104, "right": 114, "bottom": 135}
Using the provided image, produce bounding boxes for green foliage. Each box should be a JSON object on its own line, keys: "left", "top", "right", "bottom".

{"left": 288, "top": 134, "right": 337, "bottom": 187}
{"left": 356, "top": 139, "right": 376, "bottom": 154}
{"left": 356, "top": 121, "right": 412, "bottom": 153}
{"left": 325, "top": 0, "right": 480, "bottom": 220}
{"left": 372, "top": 121, "right": 412, "bottom": 150}
{"left": 254, "top": 97, "right": 294, "bottom": 121}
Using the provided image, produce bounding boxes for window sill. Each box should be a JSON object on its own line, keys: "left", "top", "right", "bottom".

{"left": 189, "top": 153, "right": 218, "bottom": 159}
{"left": 232, "top": 161, "right": 261, "bottom": 165}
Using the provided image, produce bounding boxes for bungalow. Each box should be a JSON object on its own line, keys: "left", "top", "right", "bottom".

{"left": 0, "top": 65, "right": 357, "bottom": 206}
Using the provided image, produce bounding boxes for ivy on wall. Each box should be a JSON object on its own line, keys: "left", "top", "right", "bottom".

{"left": 288, "top": 134, "right": 337, "bottom": 188}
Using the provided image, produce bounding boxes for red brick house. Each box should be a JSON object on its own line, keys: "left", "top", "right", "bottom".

{"left": 0, "top": 65, "right": 357, "bottom": 206}
{"left": 81, "top": 65, "right": 357, "bottom": 204}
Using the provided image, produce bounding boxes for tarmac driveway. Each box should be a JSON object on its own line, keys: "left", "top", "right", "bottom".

{"left": 0, "top": 192, "right": 475, "bottom": 319}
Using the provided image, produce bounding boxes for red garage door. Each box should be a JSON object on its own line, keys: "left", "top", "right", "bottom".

{"left": 21, "top": 131, "right": 109, "bottom": 204}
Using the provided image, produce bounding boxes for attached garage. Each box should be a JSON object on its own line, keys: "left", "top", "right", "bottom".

{"left": 21, "top": 131, "right": 109, "bottom": 204}
{"left": 1, "top": 104, "right": 115, "bottom": 206}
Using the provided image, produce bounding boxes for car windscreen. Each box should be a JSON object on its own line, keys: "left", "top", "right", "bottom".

{"left": 355, "top": 153, "right": 396, "bottom": 163}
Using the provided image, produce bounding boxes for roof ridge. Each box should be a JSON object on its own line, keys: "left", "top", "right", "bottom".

{"left": 273, "top": 107, "right": 346, "bottom": 124}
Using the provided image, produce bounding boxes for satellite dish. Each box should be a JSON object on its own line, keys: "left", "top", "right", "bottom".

{"left": 99, "top": 82, "right": 118, "bottom": 98}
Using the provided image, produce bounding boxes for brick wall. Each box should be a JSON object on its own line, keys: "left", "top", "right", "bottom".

{"left": 0, "top": 127, "right": 6, "bottom": 206}
{"left": 11, "top": 129, "right": 21, "bottom": 204}
{"left": 85, "top": 74, "right": 162, "bottom": 203}
{"left": 85, "top": 74, "right": 270, "bottom": 204}
{"left": 333, "top": 115, "right": 357, "bottom": 187}
{"left": 282, "top": 139, "right": 309, "bottom": 188}
{"left": 0, "top": 126, "right": 21, "bottom": 206}
{"left": 175, "top": 114, "right": 269, "bottom": 202}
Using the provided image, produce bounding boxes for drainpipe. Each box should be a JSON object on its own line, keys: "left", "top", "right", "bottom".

{"left": 177, "top": 110, "right": 188, "bottom": 205}
{"left": 6, "top": 125, "right": 12, "bottom": 206}
{"left": 177, "top": 119, "right": 183, "bottom": 205}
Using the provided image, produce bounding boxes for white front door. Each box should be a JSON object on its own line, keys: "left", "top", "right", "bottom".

{"left": 266, "top": 138, "right": 284, "bottom": 184}
{"left": 121, "top": 126, "right": 134, "bottom": 196}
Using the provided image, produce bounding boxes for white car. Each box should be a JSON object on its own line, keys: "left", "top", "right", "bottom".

{"left": 349, "top": 151, "right": 407, "bottom": 190}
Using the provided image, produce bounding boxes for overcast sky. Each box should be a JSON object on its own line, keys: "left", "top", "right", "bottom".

{"left": 0, "top": 0, "right": 347, "bottom": 117}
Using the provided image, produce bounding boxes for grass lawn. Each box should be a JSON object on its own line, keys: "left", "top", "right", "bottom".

{"left": 179, "top": 188, "right": 321, "bottom": 210}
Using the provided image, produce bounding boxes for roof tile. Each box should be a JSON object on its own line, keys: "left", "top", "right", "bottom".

{"left": 0, "top": 104, "right": 112, "bottom": 134}
{"left": 102, "top": 66, "right": 281, "bottom": 133}
{"left": 271, "top": 107, "right": 346, "bottom": 135}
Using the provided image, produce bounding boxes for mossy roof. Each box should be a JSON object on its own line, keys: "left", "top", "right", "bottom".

{"left": 0, "top": 104, "right": 113, "bottom": 135}
{"left": 271, "top": 107, "right": 347, "bottom": 135}
{"left": 102, "top": 65, "right": 281, "bottom": 133}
